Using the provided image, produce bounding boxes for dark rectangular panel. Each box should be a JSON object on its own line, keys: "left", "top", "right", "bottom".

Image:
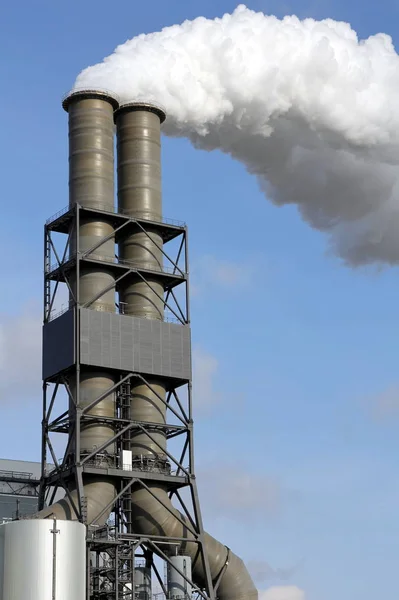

{"left": 42, "top": 310, "right": 75, "bottom": 380}
{"left": 79, "top": 309, "right": 191, "bottom": 381}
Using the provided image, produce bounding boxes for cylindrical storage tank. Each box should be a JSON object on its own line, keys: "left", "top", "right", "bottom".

{"left": 0, "top": 519, "right": 85, "bottom": 600}
{"left": 167, "top": 555, "right": 192, "bottom": 599}
{"left": 134, "top": 565, "right": 152, "bottom": 599}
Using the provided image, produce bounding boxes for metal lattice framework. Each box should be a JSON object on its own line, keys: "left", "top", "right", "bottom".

{"left": 0, "top": 471, "right": 40, "bottom": 498}
{"left": 39, "top": 203, "right": 221, "bottom": 600}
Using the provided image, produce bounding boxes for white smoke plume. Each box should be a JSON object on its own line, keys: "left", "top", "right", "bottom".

{"left": 74, "top": 5, "right": 399, "bottom": 266}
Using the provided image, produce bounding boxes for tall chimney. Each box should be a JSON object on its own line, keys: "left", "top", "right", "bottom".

{"left": 40, "top": 90, "right": 120, "bottom": 522}
{"left": 39, "top": 92, "right": 258, "bottom": 600}
{"left": 114, "top": 102, "right": 258, "bottom": 600}
{"left": 115, "top": 103, "right": 167, "bottom": 474}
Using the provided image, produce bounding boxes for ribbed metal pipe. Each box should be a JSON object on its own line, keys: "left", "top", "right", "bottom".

{"left": 37, "top": 91, "right": 119, "bottom": 523}
{"left": 115, "top": 103, "right": 257, "bottom": 600}
{"left": 116, "top": 106, "right": 167, "bottom": 461}
{"left": 117, "top": 105, "right": 164, "bottom": 320}
{"left": 67, "top": 92, "right": 117, "bottom": 465}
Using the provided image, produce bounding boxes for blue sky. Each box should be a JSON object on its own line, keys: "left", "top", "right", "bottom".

{"left": 1, "top": 1, "right": 399, "bottom": 599}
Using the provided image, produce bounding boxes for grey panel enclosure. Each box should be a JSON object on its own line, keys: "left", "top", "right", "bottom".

{"left": 80, "top": 309, "right": 192, "bottom": 381}
{"left": 42, "top": 310, "right": 75, "bottom": 380}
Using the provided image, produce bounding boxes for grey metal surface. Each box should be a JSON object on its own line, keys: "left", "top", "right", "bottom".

{"left": 0, "top": 460, "right": 63, "bottom": 523}
{"left": 134, "top": 565, "right": 152, "bottom": 600}
{"left": 0, "top": 459, "right": 42, "bottom": 478}
{"left": 115, "top": 103, "right": 164, "bottom": 221}
{"left": 130, "top": 487, "right": 257, "bottom": 599}
{"left": 167, "top": 555, "right": 192, "bottom": 599}
{"left": 0, "top": 459, "right": 41, "bottom": 522}
{"left": 66, "top": 91, "right": 117, "bottom": 467}
{"left": 0, "top": 526, "right": 4, "bottom": 598}
{"left": 67, "top": 91, "right": 117, "bottom": 211}
{"left": 67, "top": 90, "right": 117, "bottom": 315}
{"left": 38, "top": 91, "right": 119, "bottom": 524}
{"left": 42, "top": 309, "right": 75, "bottom": 379}
{"left": 43, "top": 308, "right": 191, "bottom": 381}
{"left": 0, "top": 519, "right": 85, "bottom": 600}
{"left": 80, "top": 309, "right": 191, "bottom": 379}
{"left": 0, "top": 460, "right": 54, "bottom": 522}
{"left": 0, "top": 496, "right": 38, "bottom": 523}
{"left": 116, "top": 106, "right": 165, "bottom": 323}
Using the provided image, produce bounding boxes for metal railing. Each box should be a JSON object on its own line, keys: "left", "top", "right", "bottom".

{"left": 83, "top": 454, "right": 117, "bottom": 469}
{"left": 47, "top": 253, "right": 185, "bottom": 278}
{"left": 45, "top": 204, "right": 71, "bottom": 224}
{"left": 47, "top": 303, "right": 182, "bottom": 324}
{"left": 46, "top": 203, "right": 185, "bottom": 228}
{"left": 0, "top": 470, "right": 38, "bottom": 481}
{"left": 62, "top": 87, "right": 121, "bottom": 104}
{"left": 47, "top": 306, "right": 70, "bottom": 321}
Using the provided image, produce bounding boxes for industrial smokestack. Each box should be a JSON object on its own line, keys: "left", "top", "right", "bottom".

{"left": 38, "top": 89, "right": 120, "bottom": 523}
{"left": 38, "top": 94, "right": 257, "bottom": 599}
{"left": 65, "top": 90, "right": 118, "bottom": 472}
{"left": 116, "top": 102, "right": 166, "bottom": 319}
{"left": 115, "top": 102, "right": 168, "bottom": 471}
{"left": 73, "top": 5, "right": 399, "bottom": 267}
{"left": 113, "top": 102, "right": 257, "bottom": 599}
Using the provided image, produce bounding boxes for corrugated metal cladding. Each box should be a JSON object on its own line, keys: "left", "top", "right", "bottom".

{"left": 0, "top": 459, "right": 41, "bottom": 522}
{"left": 43, "top": 309, "right": 192, "bottom": 381}
{"left": 80, "top": 309, "right": 192, "bottom": 381}
{"left": 42, "top": 310, "right": 75, "bottom": 380}
{"left": 0, "top": 496, "right": 38, "bottom": 523}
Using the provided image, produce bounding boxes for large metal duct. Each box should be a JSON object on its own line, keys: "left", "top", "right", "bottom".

{"left": 114, "top": 103, "right": 258, "bottom": 600}
{"left": 37, "top": 90, "right": 119, "bottom": 522}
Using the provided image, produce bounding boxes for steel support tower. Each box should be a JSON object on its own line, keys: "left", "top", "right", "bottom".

{"left": 39, "top": 91, "right": 222, "bottom": 600}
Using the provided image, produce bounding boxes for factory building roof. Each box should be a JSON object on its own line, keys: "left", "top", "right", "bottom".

{"left": 0, "top": 495, "right": 38, "bottom": 523}
{"left": 0, "top": 458, "right": 41, "bottom": 477}
{"left": 0, "top": 458, "right": 41, "bottom": 522}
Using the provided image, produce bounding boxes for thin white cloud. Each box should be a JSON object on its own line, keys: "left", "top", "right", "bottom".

{"left": 365, "top": 385, "right": 399, "bottom": 421}
{"left": 201, "top": 255, "right": 249, "bottom": 286}
{"left": 192, "top": 346, "right": 222, "bottom": 412}
{"left": 259, "top": 586, "right": 305, "bottom": 600}
{"left": 191, "top": 254, "right": 254, "bottom": 296}
{"left": 248, "top": 560, "right": 303, "bottom": 583}
{"left": 197, "top": 464, "right": 282, "bottom": 522}
{"left": 0, "top": 305, "right": 42, "bottom": 403}
{"left": 0, "top": 288, "right": 69, "bottom": 403}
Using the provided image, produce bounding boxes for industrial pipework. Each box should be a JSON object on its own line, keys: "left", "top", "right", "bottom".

{"left": 37, "top": 90, "right": 257, "bottom": 600}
